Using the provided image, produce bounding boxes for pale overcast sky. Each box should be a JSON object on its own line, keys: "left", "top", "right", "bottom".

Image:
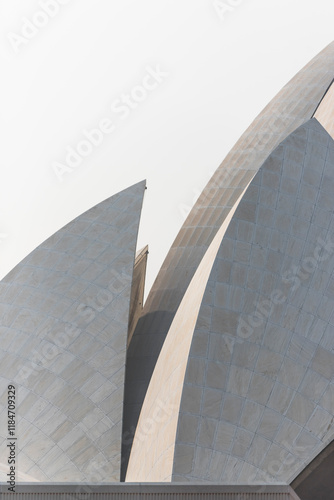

{"left": 1, "top": 0, "right": 333, "bottom": 298}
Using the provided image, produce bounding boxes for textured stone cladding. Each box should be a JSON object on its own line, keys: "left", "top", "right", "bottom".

{"left": 0, "top": 181, "right": 145, "bottom": 482}
{"left": 172, "top": 119, "right": 334, "bottom": 484}
{"left": 122, "top": 43, "right": 334, "bottom": 476}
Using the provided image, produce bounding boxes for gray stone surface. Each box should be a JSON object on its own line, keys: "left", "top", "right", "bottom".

{"left": 292, "top": 440, "right": 334, "bottom": 500}
{"left": 173, "top": 119, "right": 334, "bottom": 483}
{"left": 122, "top": 42, "right": 334, "bottom": 478}
{"left": 0, "top": 181, "right": 146, "bottom": 482}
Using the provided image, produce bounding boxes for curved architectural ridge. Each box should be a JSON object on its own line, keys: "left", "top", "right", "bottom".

{"left": 0, "top": 180, "right": 146, "bottom": 482}
{"left": 122, "top": 42, "right": 334, "bottom": 476}
{"left": 128, "top": 245, "right": 149, "bottom": 347}
{"left": 171, "top": 119, "right": 334, "bottom": 483}
{"left": 126, "top": 187, "right": 249, "bottom": 481}
{"left": 314, "top": 79, "right": 334, "bottom": 139}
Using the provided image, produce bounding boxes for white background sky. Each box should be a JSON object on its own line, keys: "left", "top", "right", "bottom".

{"left": 0, "top": 0, "right": 333, "bottom": 299}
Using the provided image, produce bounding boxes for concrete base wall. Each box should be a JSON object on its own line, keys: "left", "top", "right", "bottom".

{"left": 0, "top": 483, "right": 300, "bottom": 500}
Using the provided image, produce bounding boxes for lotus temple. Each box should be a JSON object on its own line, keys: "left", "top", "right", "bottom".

{"left": 1, "top": 42, "right": 334, "bottom": 500}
